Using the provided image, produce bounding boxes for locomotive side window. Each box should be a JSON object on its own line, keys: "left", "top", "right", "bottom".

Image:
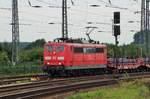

{"left": 56, "top": 46, "right": 64, "bottom": 52}
{"left": 74, "top": 47, "right": 83, "bottom": 53}
{"left": 84, "top": 48, "right": 96, "bottom": 53}
{"left": 47, "top": 45, "right": 53, "bottom": 52}
{"left": 96, "top": 48, "right": 104, "bottom": 53}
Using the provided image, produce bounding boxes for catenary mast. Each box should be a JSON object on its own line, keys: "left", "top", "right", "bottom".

{"left": 12, "top": 0, "right": 19, "bottom": 65}
{"left": 62, "top": 0, "right": 68, "bottom": 38}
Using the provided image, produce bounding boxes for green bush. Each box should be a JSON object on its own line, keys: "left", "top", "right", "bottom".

{"left": 19, "top": 48, "right": 43, "bottom": 62}
{"left": 0, "top": 51, "right": 9, "bottom": 62}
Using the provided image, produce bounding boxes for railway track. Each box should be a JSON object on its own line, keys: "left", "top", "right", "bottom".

{"left": 0, "top": 74, "right": 115, "bottom": 94}
{"left": 0, "top": 72, "right": 150, "bottom": 99}
{"left": 0, "top": 74, "right": 48, "bottom": 85}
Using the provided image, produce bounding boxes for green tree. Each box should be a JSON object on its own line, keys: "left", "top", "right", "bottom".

{"left": 107, "top": 44, "right": 141, "bottom": 58}
{"left": 0, "top": 42, "right": 12, "bottom": 61}
{"left": 0, "top": 51, "right": 9, "bottom": 62}
{"left": 19, "top": 39, "right": 45, "bottom": 62}
{"left": 25, "top": 39, "right": 45, "bottom": 49}
{"left": 19, "top": 48, "right": 43, "bottom": 62}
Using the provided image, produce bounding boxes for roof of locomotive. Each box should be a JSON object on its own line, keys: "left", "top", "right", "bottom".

{"left": 45, "top": 41, "right": 107, "bottom": 48}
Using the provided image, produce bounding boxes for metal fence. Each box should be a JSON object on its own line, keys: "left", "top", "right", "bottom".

{"left": 0, "top": 61, "right": 43, "bottom": 76}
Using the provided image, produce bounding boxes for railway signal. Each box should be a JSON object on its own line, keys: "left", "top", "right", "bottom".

{"left": 113, "top": 12, "right": 120, "bottom": 44}
{"left": 113, "top": 12, "right": 120, "bottom": 34}
{"left": 113, "top": 12, "right": 120, "bottom": 70}
{"left": 114, "top": 12, "right": 120, "bottom": 24}
{"left": 113, "top": 12, "right": 120, "bottom": 37}
{"left": 114, "top": 25, "right": 120, "bottom": 37}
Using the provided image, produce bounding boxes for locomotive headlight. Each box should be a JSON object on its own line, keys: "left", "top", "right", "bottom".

{"left": 58, "top": 62, "right": 62, "bottom": 65}
{"left": 45, "top": 56, "right": 51, "bottom": 60}
{"left": 47, "top": 62, "right": 50, "bottom": 65}
{"left": 58, "top": 56, "right": 64, "bottom": 60}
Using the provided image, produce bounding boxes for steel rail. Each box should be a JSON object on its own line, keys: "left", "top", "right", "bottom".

{"left": 0, "top": 72, "right": 150, "bottom": 99}
{"left": 0, "top": 74, "right": 113, "bottom": 93}
{"left": 0, "top": 79, "right": 117, "bottom": 99}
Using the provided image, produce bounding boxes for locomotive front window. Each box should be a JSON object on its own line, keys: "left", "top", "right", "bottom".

{"left": 47, "top": 45, "right": 53, "bottom": 52}
{"left": 56, "top": 46, "right": 64, "bottom": 52}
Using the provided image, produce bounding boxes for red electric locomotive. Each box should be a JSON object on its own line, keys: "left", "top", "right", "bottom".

{"left": 43, "top": 39, "right": 107, "bottom": 76}
{"left": 43, "top": 38, "right": 150, "bottom": 76}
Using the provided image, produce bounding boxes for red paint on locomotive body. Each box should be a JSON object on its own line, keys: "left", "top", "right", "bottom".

{"left": 43, "top": 42, "right": 107, "bottom": 71}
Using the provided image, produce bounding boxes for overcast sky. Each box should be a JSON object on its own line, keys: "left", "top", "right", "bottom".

{"left": 0, "top": 0, "right": 141, "bottom": 44}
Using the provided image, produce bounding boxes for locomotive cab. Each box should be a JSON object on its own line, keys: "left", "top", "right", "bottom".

{"left": 43, "top": 43, "right": 66, "bottom": 72}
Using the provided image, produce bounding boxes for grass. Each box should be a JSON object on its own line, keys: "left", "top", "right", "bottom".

{"left": 68, "top": 80, "right": 150, "bottom": 99}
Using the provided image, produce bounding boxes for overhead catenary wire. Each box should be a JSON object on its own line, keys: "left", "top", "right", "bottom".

{"left": 0, "top": 0, "right": 141, "bottom": 40}
{"left": 0, "top": 1, "right": 140, "bottom": 21}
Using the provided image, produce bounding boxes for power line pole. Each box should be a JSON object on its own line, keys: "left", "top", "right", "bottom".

{"left": 146, "top": 0, "right": 149, "bottom": 54}
{"left": 141, "top": 0, "right": 146, "bottom": 50}
{"left": 141, "top": 0, "right": 146, "bottom": 31}
{"left": 141, "top": 0, "right": 149, "bottom": 55}
{"left": 62, "top": 0, "right": 68, "bottom": 38}
{"left": 12, "top": 0, "right": 19, "bottom": 65}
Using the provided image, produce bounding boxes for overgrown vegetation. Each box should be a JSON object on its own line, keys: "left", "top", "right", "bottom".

{"left": 133, "top": 30, "right": 150, "bottom": 56}
{"left": 107, "top": 29, "right": 150, "bottom": 58}
{"left": 69, "top": 80, "right": 150, "bottom": 99}
{"left": 107, "top": 43, "right": 142, "bottom": 58}
{"left": 133, "top": 30, "right": 150, "bottom": 45}
{"left": 0, "top": 39, "right": 45, "bottom": 76}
